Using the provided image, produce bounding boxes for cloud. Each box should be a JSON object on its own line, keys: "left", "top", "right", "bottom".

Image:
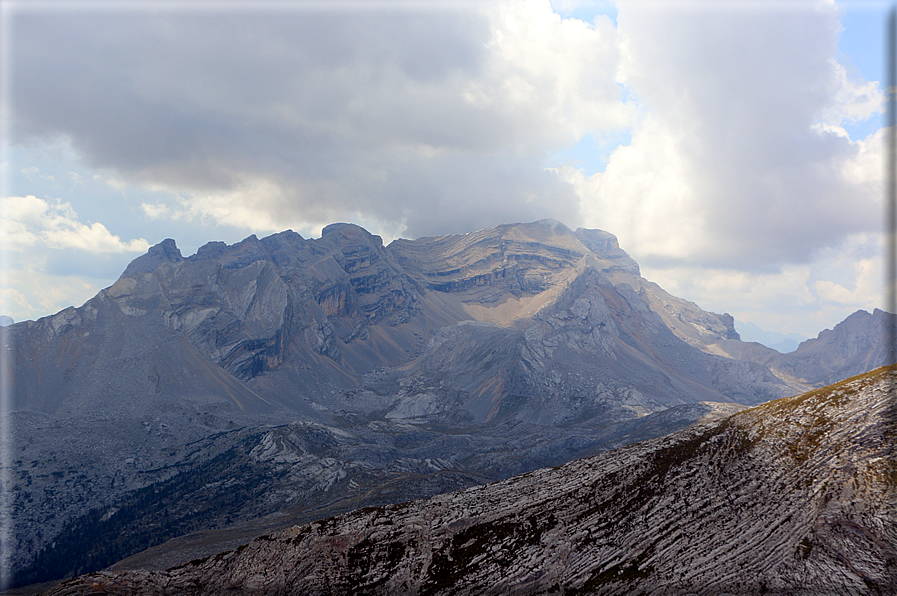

{"left": 140, "top": 202, "right": 172, "bottom": 220}
{"left": 14, "top": 1, "right": 877, "bottom": 258}
{"left": 570, "top": 0, "right": 884, "bottom": 272}
{"left": 5, "top": 0, "right": 888, "bottom": 335}
{"left": 0, "top": 267, "right": 109, "bottom": 322}
{"left": 0, "top": 285, "right": 31, "bottom": 322}
{"left": 809, "top": 231, "right": 881, "bottom": 307}
{"left": 640, "top": 230, "right": 882, "bottom": 338}
{"left": 9, "top": 1, "right": 630, "bottom": 239}
{"left": 2, "top": 195, "right": 149, "bottom": 253}
{"left": 21, "top": 165, "right": 58, "bottom": 188}
{"left": 818, "top": 59, "right": 884, "bottom": 127}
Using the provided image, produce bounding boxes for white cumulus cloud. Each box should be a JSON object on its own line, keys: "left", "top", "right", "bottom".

{"left": 574, "top": 0, "right": 883, "bottom": 272}
{"left": 2, "top": 195, "right": 149, "bottom": 253}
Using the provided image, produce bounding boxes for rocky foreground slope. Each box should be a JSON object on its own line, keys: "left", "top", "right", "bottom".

{"left": 47, "top": 366, "right": 897, "bottom": 596}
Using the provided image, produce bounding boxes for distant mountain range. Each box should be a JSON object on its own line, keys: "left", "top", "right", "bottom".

{"left": 735, "top": 320, "right": 807, "bottom": 353}
{"left": 7, "top": 219, "right": 894, "bottom": 589}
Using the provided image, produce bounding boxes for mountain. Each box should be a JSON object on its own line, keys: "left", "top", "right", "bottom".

{"left": 711, "top": 309, "right": 895, "bottom": 388}
{"left": 45, "top": 366, "right": 897, "bottom": 595}
{"left": 7, "top": 220, "right": 893, "bottom": 588}
{"left": 10, "top": 220, "right": 810, "bottom": 421}
{"left": 775, "top": 308, "right": 895, "bottom": 385}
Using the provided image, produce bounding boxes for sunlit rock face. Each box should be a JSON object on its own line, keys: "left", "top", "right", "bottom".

{"left": 47, "top": 367, "right": 897, "bottom": 596}
{"left": 8, "top": 219, "right": 894, "bottom": 588}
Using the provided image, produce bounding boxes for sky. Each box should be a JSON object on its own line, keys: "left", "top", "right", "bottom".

{"left": 0, "top": 0, "right": 893, "bottom": 342}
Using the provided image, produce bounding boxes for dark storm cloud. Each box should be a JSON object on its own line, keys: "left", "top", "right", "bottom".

{"left": 13, "top": 11, "right": 484, "bottom": 167}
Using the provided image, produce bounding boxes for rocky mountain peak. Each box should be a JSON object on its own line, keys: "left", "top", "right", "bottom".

{"left": 719, "top": 312, "right": 740, "bottom": 340}
{"left": 257, "top": 230, "right": 306, "bottom": 266}
{"left": 121, "top": 237, "right": 183, "bottom": 276}
{"left": 321, "top": 222, "right": 385, "bottom": 250}
{"left": 574, "top": 227, "right": 640, "bottom": 275}
{"left": 763, "top": 308, "right": 894, "bottom": 386}
{"left": 14, "top": 220, "right": 884, "bottom": 422}
{"left": 810, "top": 308, "right": 886, "bottom": 355}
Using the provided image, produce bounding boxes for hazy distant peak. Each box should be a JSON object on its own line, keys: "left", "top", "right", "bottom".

{"left": 812, "top": 309, "right": 879, "bottom": 340}
{"left": 518, "top": 218, "right": 572, "bottom": 234}
{"left": 574, "top": 227, "right": 618, "bottom": 251}
{"left": 531, "top": 217, "right": 567, "bottom": 227}
{"left": 322, "top": 222, "right": 359, "bottom": 235}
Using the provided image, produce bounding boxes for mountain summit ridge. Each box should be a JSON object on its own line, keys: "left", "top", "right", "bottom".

{"left": 12, "top": 219, "right": 819, "bottom": 421}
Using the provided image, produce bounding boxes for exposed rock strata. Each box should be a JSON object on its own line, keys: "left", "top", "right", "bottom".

{"left": 13, "top": 219, "right": 869, "bottom": 424}
{"left": 47, "top": 367, "right": 897, "bottom": 596}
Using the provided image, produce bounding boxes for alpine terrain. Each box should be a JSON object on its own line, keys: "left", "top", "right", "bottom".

{"left": 6, "top": 219, "right": 894, "bottom": 589}
{"left": 45, "top": 366, "right": 897, "bottom": 595}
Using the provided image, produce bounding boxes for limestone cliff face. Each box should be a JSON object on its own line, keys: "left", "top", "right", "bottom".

{"left": 11, "top": 224, "right": 428, "bottom": 416}
{"left": 141, "top": 225, "right": 424, "bottom": 386}
{"left": 13, "top": 219, "right": 804, "bottom": 422}
{"left": 48, "top": 367, "right": 897, "bottom": 596}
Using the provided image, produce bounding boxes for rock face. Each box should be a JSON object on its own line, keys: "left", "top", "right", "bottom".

{"left": 11, "top": 219, "right": 819, "bottom": 421}
{"left": 707, "top": 309, "right": 896, "bottom": 390}
{"left": 773, "top": 308, "right": 895, "bottom": 385}
{"left": 8, "top": 220, "right": 894, "bottom": 588}
{"left": 46, "top": 366, "right": 897, "bottom": 596}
